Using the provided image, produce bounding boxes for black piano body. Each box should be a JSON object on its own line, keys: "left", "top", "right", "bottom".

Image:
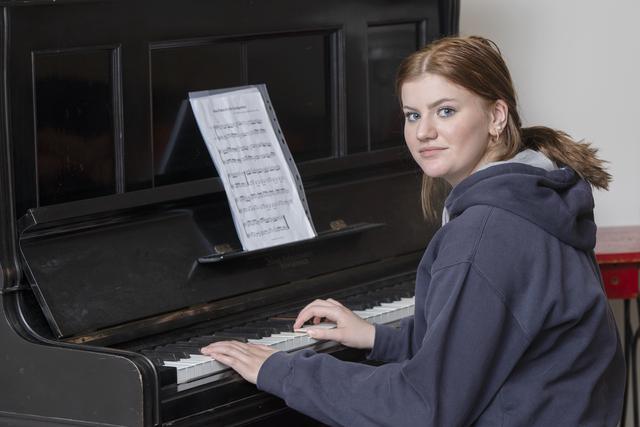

{"left": 0, "top": 1, "right": 459, "bottom": 425}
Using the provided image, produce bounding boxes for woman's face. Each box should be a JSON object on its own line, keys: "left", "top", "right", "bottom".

{"left": 401, "top": 73, "right": 502, "bottom": 187}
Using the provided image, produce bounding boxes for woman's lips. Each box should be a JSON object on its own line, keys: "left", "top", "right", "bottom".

{"left": 419, "top": 147, "right": 447, "bottom": 158}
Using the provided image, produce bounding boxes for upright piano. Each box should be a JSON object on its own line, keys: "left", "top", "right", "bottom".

{"left": 0, "top": 1, "right": 459, "bottom": 425}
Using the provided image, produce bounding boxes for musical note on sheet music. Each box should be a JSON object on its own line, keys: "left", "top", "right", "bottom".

{"left": 189, "top": 86, "right": 316, "bottom": 250}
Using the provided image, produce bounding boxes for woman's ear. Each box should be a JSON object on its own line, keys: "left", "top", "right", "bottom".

{"left": 489, "top": 99, "right": 508, "bottom": 136}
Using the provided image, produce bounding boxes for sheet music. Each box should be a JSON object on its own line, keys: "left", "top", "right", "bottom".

{"left": 189, "top": 85, "right": 316, "bottom": 251}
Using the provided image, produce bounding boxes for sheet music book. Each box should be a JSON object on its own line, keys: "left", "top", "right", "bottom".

{"left": 189, "top": 85, "right": 317, "bottom": 251}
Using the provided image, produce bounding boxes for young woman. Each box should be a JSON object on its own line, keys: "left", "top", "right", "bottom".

{"left": 201, "top": 36, "right": 625, "bottom": 426}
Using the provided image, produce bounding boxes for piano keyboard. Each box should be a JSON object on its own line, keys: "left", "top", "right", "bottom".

{"left": 141, "top": 283, "right": 415, "bottom": 388}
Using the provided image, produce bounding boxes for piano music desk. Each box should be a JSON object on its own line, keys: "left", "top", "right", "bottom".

{"left": 595, "top": 225, "right": 640, "bottom": 427}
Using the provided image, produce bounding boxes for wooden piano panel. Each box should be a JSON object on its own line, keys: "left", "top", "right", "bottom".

{"left": 33, "top": 46, "right": 123, "bottom": 205}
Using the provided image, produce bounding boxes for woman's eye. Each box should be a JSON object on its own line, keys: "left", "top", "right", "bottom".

{"left": 437, "top": 107, "right": 456, "bottom": 118}
{"left": 405, "top": 112, "right": 420, "bottom": 122}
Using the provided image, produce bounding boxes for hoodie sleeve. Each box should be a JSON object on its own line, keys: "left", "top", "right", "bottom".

{"left": 366, "top": 316, "right": 415, "bottom": 362}
{"left": 256, "top": 261, "right": 531, "bottom": 427}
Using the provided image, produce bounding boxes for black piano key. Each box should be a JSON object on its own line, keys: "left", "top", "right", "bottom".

{"left": 143, "top": 349, "right": 191, "bottom": 360}
{"left": 222, "top": 326, "right": 272, "bottom": 338}
{"left": 215, "top": 330, "right": 264, "bottom": 340}
{"left": 342, "top": 297, "right": 375, "bottom": 309}
{"left": 242, "top": 322, "right": 283, "bottom": 334}
{"left": 344, "top": 302, "right": 370, "bottom": 310}
{"left": 187, "top": 335, "right": 249, "bottom": 344}
{"left": 141, "top": 350, "right": 181, "bottom": 361}
{"left": 270, "top": 311, "right": 299, "bottom": 320}
{"left": 158, "top": 344, "right": 204, "bottom": 354}
{"left": 369, "top": 294, "right": 396, "bottom": 303}
{"left": 391, "top": 286, "right": 415, "bottom": 297}
{"left": 248, "top": 320, "right": 294, "bottom": 332}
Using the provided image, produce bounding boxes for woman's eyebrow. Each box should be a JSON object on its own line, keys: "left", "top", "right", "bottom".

{"left": 402, "top": 98, "right": 456, "bottom": 112}
{"left": 427, "top": 97, "right": 456, "bottom": 109}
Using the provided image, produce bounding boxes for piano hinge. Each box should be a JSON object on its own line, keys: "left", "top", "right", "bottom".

{"left": 0, "top": 284, "right": 30, "bottom": 295}
{"left": 329, "top": 219, "right": 348, "bottom": 231}
{"left": 213, "top": 243, "right": 234, "bottom": 255}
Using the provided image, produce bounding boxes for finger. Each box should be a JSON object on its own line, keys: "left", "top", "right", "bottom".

{"left": 293, "top": 300, "right": 338, "bottom": 328}
{"left": 207, "top": 350, "right": 237, "bottom": 368}
{"left": 207, "top": 343, "right": 254, "bottom": 364}
{"left": 294, "top": 300, "right": 337, "bottom": 328}
{"left": 307, "top": 327, "right": 342, "bottom": 342}
{"left": 294, "top": 305, "right": 340, "bottom": 329}
{"left": 201, "top": 340, "right": 251, "bottom": 357}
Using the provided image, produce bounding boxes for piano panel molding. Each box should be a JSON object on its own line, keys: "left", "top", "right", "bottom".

{"left": 31, "top": 45, "right": 124, "bottom": 206}
{"left": 0, "top": 6, "right": 20, "bottom": 290}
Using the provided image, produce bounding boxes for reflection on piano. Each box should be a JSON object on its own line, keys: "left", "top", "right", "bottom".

{"left": 0, "top": 0, "right": 458, "bottom": 425}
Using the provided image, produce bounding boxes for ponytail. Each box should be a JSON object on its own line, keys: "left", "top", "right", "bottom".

{"left": 419, "top": 127, "right": 611, "bottom": 222}
{"left": 521, "top": 126, "right": 611, "bottom": 190}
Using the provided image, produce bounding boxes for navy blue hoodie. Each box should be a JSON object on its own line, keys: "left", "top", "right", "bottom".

{"left": 257, "top": 161, "right": 625, "bottom": 426}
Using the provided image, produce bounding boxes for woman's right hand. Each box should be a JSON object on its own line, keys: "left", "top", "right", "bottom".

{"left": 293, "top": 298, "right": 376, "bottom": 349}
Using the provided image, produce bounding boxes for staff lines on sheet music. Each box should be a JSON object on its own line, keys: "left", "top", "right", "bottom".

{"left": 246, "top": 226, "right": 291, "bottom": 239}
{"left": 218, "top": 142, "right": 273, "bottom": 156}
{"left": 237, "top": 199, "right": 294, "bottom": 214}
{"left": 234, "top": 187, "right": 290, "bottom": 205}
{"left": 242, "top": 165, "right": 282, "bottom": 176}
{"left": 212, "top": 119, "right": 263, "bottom": 130}
{"left": 231, "top": 176, "right": 287, "bottom": 189}
{"left": 213, "top": 118, "right": 267, "bottom": 141}
{"left": 245, "top": 222, "right": 291, "bottom": 239}
{"left": 221, "top": 151, "right": 276, "bottom": 165}
{"left": 243, "top": 215, "right": 287, "bottom": 228}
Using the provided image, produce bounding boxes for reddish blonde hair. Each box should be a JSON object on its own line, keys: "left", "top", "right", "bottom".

{"left": 397, "top": 36, "right": 610, "bottom": 220}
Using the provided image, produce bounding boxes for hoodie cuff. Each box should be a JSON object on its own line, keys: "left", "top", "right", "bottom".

{"left": 256, "top": 351, "right": 294, "bottom": 398}
{"left": 367, "top": 323, "right": 400, "bottom": 361}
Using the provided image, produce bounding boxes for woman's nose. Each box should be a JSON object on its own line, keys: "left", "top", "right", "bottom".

{"left": 416, "top": 119, "right": 436, "bottom": 141}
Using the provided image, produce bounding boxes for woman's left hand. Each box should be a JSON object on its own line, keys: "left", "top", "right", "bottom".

{"left": 200, "top": 341, "right": 277, "bottom": 384}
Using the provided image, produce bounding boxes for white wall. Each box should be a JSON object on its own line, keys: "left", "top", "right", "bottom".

{"left": 460, "top": 0, "right": 640, "bottom": 227}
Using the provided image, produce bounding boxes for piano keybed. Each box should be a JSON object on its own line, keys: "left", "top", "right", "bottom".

{"left": 139, "top": 278, "right": 415, "bottom": 390}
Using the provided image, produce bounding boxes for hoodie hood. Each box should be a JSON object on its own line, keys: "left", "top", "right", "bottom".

{"left": 444, "top": 156, "right": 596, "bottom": 251}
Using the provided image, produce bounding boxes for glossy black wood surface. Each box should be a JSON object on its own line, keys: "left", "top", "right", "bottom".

{"left": 0, "top": 0, "right": 459, "bottom": 425}
{"left": 7, "top": 0, "right": 451, "bottom": 216}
